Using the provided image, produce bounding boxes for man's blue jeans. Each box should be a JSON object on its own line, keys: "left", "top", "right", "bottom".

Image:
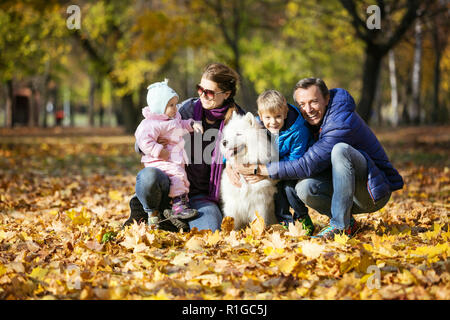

{"left": 289, "top": 143, "right": 391, "bottom": 230}
{"left": 133, "top": 167, "right": 223, "bottom": 232}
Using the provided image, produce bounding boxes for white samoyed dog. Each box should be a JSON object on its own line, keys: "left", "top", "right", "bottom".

{"left": 220, "top": 111, "right": 279, "bottom": 230}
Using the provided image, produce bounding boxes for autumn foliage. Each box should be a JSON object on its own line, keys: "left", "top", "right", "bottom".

{"left": 0, "top": 126, "right": 449, "bottom": 300}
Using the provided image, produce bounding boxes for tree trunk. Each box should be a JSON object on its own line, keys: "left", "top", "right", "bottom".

{"left": 357, "top": 47, "right": 383, "bottom": 123}
{"left": 40, "top": 61, "right": 51, "bottom": 128}
{"left": 401, "top": 79, "right": 412, "bottom": 124}
{"left": 431, "top": 21, "right": 441, "bottom": 124}
{"left": 388, "top": 50, "right": 399, "bottom": 126}
{"left": 121, "top": 93, "right": 138, "bottom": 134}
{"left": 5, "top": 80, "right": 13, "bottom": 128}
{"left": 185, "top": 47, "right": 195, "bottom": 98}
{"left": 88, "top": 75, "right": 96, "bottom": 127}
{"left": 63, "top": 86, "right": 72, "bottom": 127}
{"left": 410, "top": 19, "right": 423, "bottom": 124}
{"left": 29, "top": 83, "right": 36, "bottom": 127}
{"left": 374, "top": 66, "right": 383, "bottom": 126}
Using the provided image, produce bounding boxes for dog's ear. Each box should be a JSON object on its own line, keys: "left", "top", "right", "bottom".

{"left": 244, "top": 112, "right": 256, "bottom": 126}
{"left": 231, "top": 110, "right": 239, "bottom": 119}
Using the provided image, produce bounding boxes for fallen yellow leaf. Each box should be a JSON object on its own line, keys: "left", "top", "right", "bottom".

{"left": 29, "top": 267, "right": 49, "bottom": 280}
{"left": 277, "top": 255, "right": 297, "bottom": 274}
{"left": 108, "top": 190, "right": 123, "bottom": 201}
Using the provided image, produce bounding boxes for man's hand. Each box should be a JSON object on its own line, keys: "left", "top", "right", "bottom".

{"left": 225, "top": 164, "right": 267, "bottom": 186}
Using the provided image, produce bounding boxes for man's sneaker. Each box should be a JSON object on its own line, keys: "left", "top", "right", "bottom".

{"left": 163, "top": 209, "right": 189, "bottom": 231}
{"left": 122, "top": 196, "right": 148, "bottom": 228}
{"left": 297, "top": 215, "right": 315, "bottom": 236}
{"left": 346, "top": 216, "right": 358, "bottom": 237}
{"left": 315, "top": 216, "right": 358, "bottom": 240}
{"left": 170, "top": 194, "right": 198, "bottom": 219}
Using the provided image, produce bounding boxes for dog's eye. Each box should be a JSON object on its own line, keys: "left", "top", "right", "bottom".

{"left": 236, "top": 132, "right": 243, "bottom": 136}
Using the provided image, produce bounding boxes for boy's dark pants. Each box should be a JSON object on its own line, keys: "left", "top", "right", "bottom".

{"left": 275, "top": 180, "right": 309, "bottom": 224}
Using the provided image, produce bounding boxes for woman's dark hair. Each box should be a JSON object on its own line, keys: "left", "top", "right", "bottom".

{"left": 293, "top": 77, "right": 329, "bottom": 99}
{"left": 202, "top": 63, "right": 240, "bottom": 99}
{"left": 202, "top": 63, "right": 240, "bottom": 124}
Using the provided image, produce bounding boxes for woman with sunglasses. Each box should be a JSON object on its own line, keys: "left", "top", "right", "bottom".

{"left": 125, "top": 63, "right": 245, "bottom": 232}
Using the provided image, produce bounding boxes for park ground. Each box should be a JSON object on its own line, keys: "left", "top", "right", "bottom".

{"left": 0, "top": 125, "right": 449, "bottom": 300}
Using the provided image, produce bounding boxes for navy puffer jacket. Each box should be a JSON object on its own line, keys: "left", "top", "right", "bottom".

{"left": 266, "top": 88, "right": 404, "bottom": 202}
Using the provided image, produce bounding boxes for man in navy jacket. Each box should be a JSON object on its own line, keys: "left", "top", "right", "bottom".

{"left": 236, "top": 78, "right": 404, "bottom": 239}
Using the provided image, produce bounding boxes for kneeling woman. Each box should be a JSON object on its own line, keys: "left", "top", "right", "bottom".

{"left": 124, "top": 63, "right": 245, "bottom": 232}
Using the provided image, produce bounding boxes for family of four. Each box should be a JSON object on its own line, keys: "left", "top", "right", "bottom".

{"left": 123, "top": 63, "right": 404, "bottom": 240}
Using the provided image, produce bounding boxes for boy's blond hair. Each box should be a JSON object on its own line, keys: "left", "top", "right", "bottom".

{"left": 257, "top": 89, "right": 289, "bottom": 116}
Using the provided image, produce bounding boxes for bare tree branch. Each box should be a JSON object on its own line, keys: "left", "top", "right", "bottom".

{"left": 338, "top": 0, "right": 374, "bottom": 45}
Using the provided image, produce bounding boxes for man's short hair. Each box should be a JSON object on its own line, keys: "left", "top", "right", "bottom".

{"left": 257, "top": 89, "right": 288, "bottom": 115}
{"left": 293, "top": 78, "right": 329, "bottom": 100}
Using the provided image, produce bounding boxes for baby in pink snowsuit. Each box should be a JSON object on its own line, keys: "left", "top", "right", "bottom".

{"left": 135, "top": 79, "right": 203, "bottom": 220}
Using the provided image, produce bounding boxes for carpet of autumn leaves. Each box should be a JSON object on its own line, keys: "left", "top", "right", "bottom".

{"left": 0, "top": 126, "right": 449, "bottom": 300}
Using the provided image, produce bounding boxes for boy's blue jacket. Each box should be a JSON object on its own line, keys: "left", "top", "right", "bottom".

{"left": 266, "top": 88, "right": 404, "bottom": 203}
{"left": 277, "top": 104, "right": 312, "bottom": 161}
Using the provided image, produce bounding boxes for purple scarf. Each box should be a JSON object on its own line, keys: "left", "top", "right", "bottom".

{"left": 193, "top": 100, "right": 229, "bottom": 203}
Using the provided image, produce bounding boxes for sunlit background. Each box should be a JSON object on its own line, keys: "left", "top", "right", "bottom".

{"left": 0, "top": 0, "right": 448, "bottom": 133}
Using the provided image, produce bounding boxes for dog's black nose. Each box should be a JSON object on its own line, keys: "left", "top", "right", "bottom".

{"left": 222, "top": 140, "right": 228, "bottom": 147}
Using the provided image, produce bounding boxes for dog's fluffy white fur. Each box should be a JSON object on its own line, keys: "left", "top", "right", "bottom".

{"left": 220, "top": 112, "right": 278, "bottom": 230}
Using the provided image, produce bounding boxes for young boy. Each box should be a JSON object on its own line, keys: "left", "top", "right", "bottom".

{"left": 256, "top": 89, "right": 315, "bottom": 235}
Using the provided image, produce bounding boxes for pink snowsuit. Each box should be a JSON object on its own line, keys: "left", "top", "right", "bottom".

{"left": 135, "top": 106, "right": 194, "bottom": 198}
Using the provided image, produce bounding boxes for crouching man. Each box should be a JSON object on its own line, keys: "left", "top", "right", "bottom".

{"left": 235, "top": 78, "right": 404, "bottom": 239}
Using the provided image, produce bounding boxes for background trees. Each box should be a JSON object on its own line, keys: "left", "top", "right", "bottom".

{"left": 0, "top": 0, "right": 448, "bottom": 131}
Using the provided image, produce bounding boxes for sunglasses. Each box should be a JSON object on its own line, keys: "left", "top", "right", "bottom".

{"left": 196, "top": 84, "right": 226, "bottom": 100}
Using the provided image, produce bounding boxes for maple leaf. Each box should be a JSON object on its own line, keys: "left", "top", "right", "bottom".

{"left": 223, "top": 230, "right": 241, "bottom": 247}
{"left": 262, "top": 232, "right": 286, "bottom": 254}
{"left": 29, "top": 267, "right": 49, "bottom": 280}
{"left": 85, "top": 240, "right": 104, "bottom": 252}
{"left": 286, "top": 220, "right": 308, "bottom": 237}
{"left": 410, "top": 243, "right": 449, "bottom": 259}
{"left": 108, "top": 190, "right": 123, "bottom": 201}
{"left": 119, "top": 228, "right": 148, "bottom": 253}
{"left": 206, "top": 230, "right": 221, "bottom": 246}
{"left": 276, "top": 255, "right": 297, "bottom": 274}
{"left": 249, "top": 211, "right": 265, "bottom": 237}
{"left": 171, "top": 252, "right": 192, "bottom": 266}
{"left": 0, "top": 264, "right": 7, "bottom": 277}
{"left": 185, "top": 236, "right": 204, "bottom": 251}
{"left": 185, "top": 261, "right": 209, "bottom": 279}
{"left": 298, "top": 241, "right": 325, "bottom": 259}
{"left": 65, "top": 207, "right": 91, "bottom": 225}
{"left": 334, "top": 233, "right": 349, "bottom": 245}
{"left": 221, "top": 216, "right": 235, "bottom": 234}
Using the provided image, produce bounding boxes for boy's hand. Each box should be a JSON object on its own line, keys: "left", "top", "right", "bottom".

{"left": 192, "top": 121, "right": 204, "bottom": 134}
{"left": 159, "top": 149, "right": 170, "bottom": 160}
